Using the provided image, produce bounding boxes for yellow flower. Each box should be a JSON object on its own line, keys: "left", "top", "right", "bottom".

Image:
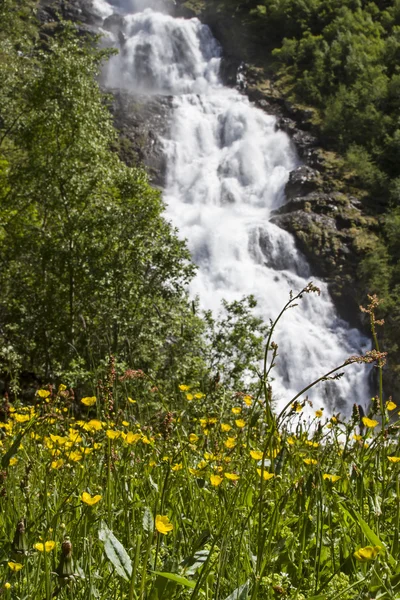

{"left": 128, "top": 397, "right": 136, "bottom": 404}
{"left": 122, "top": 421, "right": 129, "bottom": 427}
{"left": 155, "top": 515, "right": 173, "bottom": 534}
{"left": 353, "top": 434, "right": 362, "bottom": 441}
{"left": 287, "top": 436, "right": 296, "bottom": 445}
{"left": 51, "top": 459, "right": 65, "bottom": 469}
{"left": 235, "top": 419, "right": 246, "bottom": 428}
{"left": 172, "top": 462, "right": 183, "bottom": 471}
{"left": 50, "top": 434, "right": 67, "bottom": 445}
{"left": 232, "top": 407, "right": 241, "bottom": 415}
{"left": 195, "top": 392, "right": 205, "bottom": 399}
{"left": 257, "top": 469, "right": 274, "bottom": 481}
{"left": 34, "top": 541, "right": 56, "bottom": 552}
{"left": 186, "top": 393, "right": 194, "bottom": 401}
{"left": 179, "top": 385, "right": 190, "bottom": 391}
{"left": 125, "top": 432, "right": 142, "bottom": 444}
{"left": 291, "top": 402, "right": 302, "bottom": 413}
{"left": 86, "top": 419, "right": 102, "bottom": 432}
{"left": 250, "top": 450, "right": 263, "bottom": 460}
{"left": 224, "top": 437, "right": 237, "bottom": 449}
{"left": 362, "top": 417, "right": 379, "bottom": 428}
{"left": 37, "top": 389, "right": 50, "bottom": 398}
{"left": 354, "top": 545, "right": 381, "bottom": 562}
{"left": 220, "top": 423, "right": 232, "bottom": 432}
{"left": 388, "top": 456, "right": 400, "bottom": 463}
{"left": 303, "top": 458, "right": 317, "bottom": 465}
{"left": 4, "top": 583, "right": 11, "bottom": 589}
{"left": 189, "top": 433, "right": 199, "bottom": 443}
{"left": 243, "top": 395, "right": 252, "bottom": 406}
{"left": 58, "top": 384, "right": 67, "bottom": 392}
{"left": 210, "top": 474, "right": 223, "bottom": 486}
{"left": 224, "top": 472, "right": 240, "bottom": 481}
{"left": 323, "top": 473, "right": 341, "bottom": 482}
{"left": 106, "top": 430, "right": 121, "bottom": 440}
{"left": 13, "top": 413, "right": 30, "bottom": 423}
{"left": 81, "top": 396, "right": 96, "bottom": 407}
{"left": 315, "top": 409, "right": 323, "bottom": 418}
{"left": 8, "top": 561, "right": 23, "bottom": 572}
{"left": 9, "top": 457, "right": 18, "bottom": 466}
{"left": 68, "top": 451, "right": 83, "bottom": 462}
{"left": 386, "top": 401, "right": 396, "bottom": 411}
{"left": 69, "top": 429, "right": 82, "bottom": 443}
{"left": 81, "top": 492, "right": 102, "bottom": 505}
{"left": 141, "top": 435, "right": 152, "bottom": 444}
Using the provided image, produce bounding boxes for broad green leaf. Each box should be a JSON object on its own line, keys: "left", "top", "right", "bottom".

{"left": 181, "top": 549, "right": 209, "bottom": 576}
{"left": 143, "top": 507, "right": 154, "bottom": 534}
{"left": 151, "top": 571, "right": 196, "bottom": 589}
{"left": 98, "top": 521, "right": 132, "bottom": 581}
{"left": 223, "top": 580, "right": 250, "bottom": 600}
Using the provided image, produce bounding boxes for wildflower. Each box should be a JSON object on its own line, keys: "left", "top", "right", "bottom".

{"left": 34, "top": 541, "right": 56, "bottom": 552}
{"left": 125, "top": 432, "right": 141, "bottom": 444}
{"left": 291, "top": 402, "right": 302, "bottom": 413}
{"left": 331, "top": 416, "right": 337, "bottom": 423}
{"left": 4, "top": 583, "right": 11, "bottom": 589}
{"left": 323, "top": 474, "right": 341, "bottom": 482}
{"left": 50, "top": 434, "right": 67, "bottom": 445}
{"left": 179, "top": 385, "right": 190, "bottom": 391}
{"left": 353, "top": 434, "right": 362, "bottom": 441}
{"left": 386, "top": 401, "right": 396, "bottom": 411}
{"left": 250, "top": 450, "right": 263, "bottom": 460}
{"left": 106, "top": 430, "right": 121, "bottom": 440}
{"left": 243, "top": 395, "right": 252, "bottom": 406}
{"left": 9, "top": 458, "right": 18, "bottom": 466}
{"left": 257, "top": 469, "right": 274, "bottom": 481}
{"left": 172, "top": 463, "right": 183, "bottom": 471}
{"left": 128, "top": 397, "right": 136, "bottom": 404}
{"left": 315, "top": 409, "right": 323, "bottom": 418}
{"left": 195, "top": 392, "right": 205, "bottom": 399}
{"left": 81, "top": 396, "right": 96, "bottom": 407}
{"left": 388, "top": 456, "right": 400, "bottom": 463}
{"left": 186, "top": 393, "right": 194, "bottom": 401}
{"left": 287, "top": 437, "right": 296, "bottom": 445}
{"left": 59, "top": 384, "right": 67, "bottom": 392}
{"left": 141, "top": 436, "right": 152, "bottom": 444}
{"left": 8, "top": 562, "right": 23, "bottom": 572}
{"left": 81, "top": 492, "right": 102, "bottom": 506}
{"left": 224, "top": 473, "right": 240, "bottom": 481}
{"left": 155, "top": 515, "right": 173, "bottom": 534}
{"left": 224, "top": 437, "right": 236, "bottom": 449}
{"left": 210, "top": 474, "right": 223, "bottom": 486}
{"left": 51, "top": 459, "right": 65, "bottom": 469}
{"left": 303, "top": 458, "right": 317, "bottom": 465}
{"left": 235, "top": 419, "right": 246, "bottom": 428}
{"left": 232, "top": 407, "right": 241, "bottom": 415}
{"left": 354, "top": 545, "right": 381, "bottom": 562}
{"left": 221, "top": 423, "right": 232, "bottom": 432}
{"left": 14, "top": 414, "right": 30, "bottom": 423}
{"left": 86, "top": 419, "right": 102, "bottom": 432}
{"left": 204, "top": 452, "right": 216, "bottom": 461}
{"left": 362, "top": 417, "right": 379, "bottom": 429}
{"left": 68, "top": 451, "right": 83, "bottom": 462}
{"left": 189, "top": 433, "right": 199, "bottom": 443}
{"left": 37, "top": 389, "right": 50, "bottom": 398}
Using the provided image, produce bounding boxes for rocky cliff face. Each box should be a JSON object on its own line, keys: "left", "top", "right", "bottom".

{"left": 38, "top": 0, "right": 377, "bottom": 337}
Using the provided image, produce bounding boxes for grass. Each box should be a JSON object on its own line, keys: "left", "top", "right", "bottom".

{"left": 0, "top": 291, "right": 399, "bottom": 600}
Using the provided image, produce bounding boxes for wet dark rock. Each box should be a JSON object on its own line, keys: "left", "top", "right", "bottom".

{"left": 109, "top": 90, "right": 173, "bottom": 187}
{"left": 285, "top": 166, "right": 323, "bottom": 200}
{"left": 38, "top": 0, "right": 102, "bottom": 28}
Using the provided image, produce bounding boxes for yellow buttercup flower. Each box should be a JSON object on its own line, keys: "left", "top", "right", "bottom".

{"left": 155, "top": 515, "right": 173, "bottom": 534}
{"left": 250, "top": 450, "right": 263, "bottom": 460}
{"left": 8, "top": 561, "right": 23, "bottom": 572}
{"left": 106, "top": 430, "right": 121, "bottom": 440}
{"left": 303, "top": 458, "right": 317, "bottom": 465}
{"left": 323, "top": 473, "right": 341, "bottom": 482}
{"left": 68, "top": 451, "right": 83, "bottom": 462}
{"left": 210, "top": 474, "right": 223, "bottom": 486}
{"left": 34, "top": 541, "right": 56, "bottom": 552}
{"left": 4, "top": 583, "right": 11, "bottom": 589}
{"left": 81, "top": 492, "right": 102, "bottom": 506}
{"left": 388, "top": 456, "right": 400, "bottom": 463}
{"left": 231, "top": 407, "right": 241, "bottom": 415}
{"left": 354, "top": 545, "right": 381, "bottom": 562}
{"left": 37, "top": 389, "right": 50, "bottom": 398}
{"left": 243, "top": 395, "right": 252, "bottom": 406}
{"left": 224, "top": 472, "right": 240, "bottom": 481}
{"left": 353, "top": 434, "right": 362, "bottom": 441}
{"left": 172, "top": 462, "right": 183, "bottom": 471}
{"left": 220, "top": 423, "right": 232, "bottom": 432}
{"left": 51, "top": 458, "right": 65, "bottom": 469}
{"left": 81, "top": 396, "right": 96, "bottom": 407}
{"left": 58, "top": 384, "right": 67, "bottom": 392}
{"left": 13, "top": 413, "right": 30, "bottom": 423}
{"left": 315, "top": 409, "right": 323, "bottom": 418}
{"left": 224, "top": 437, "right": 236, "bottom": 449}
{"left": 189, "top": 433, "right": 199, "bottom": 443}
{"left": 195, "top": 392, "right": 205, "bottom": 399}
{"left": 9, "top": 457, "right": 18, "bottom": 466}
{"left": 362, "top": 417, "right": 379, "bottom": 428}
{"left": 125, "top": 432, "right": 142, "bottom": 444}
{"left": 386, "top": 401, "right": 396, "bottom": 411}
{"left": 179, "top": 385, "right": 190, "bottom": 391}
{"left": 186, "top": 393, "right": 194, "bottom": 401}
{"left": 257, "top": 469, "right": 274, "bottom": 481}
{"left": 235, "top": 419, "right": 246, "bottom": 428}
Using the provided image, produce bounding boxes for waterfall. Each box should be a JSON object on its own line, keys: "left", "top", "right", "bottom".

{"left": 94, "top": 0, "right": 371, "bottom": 414}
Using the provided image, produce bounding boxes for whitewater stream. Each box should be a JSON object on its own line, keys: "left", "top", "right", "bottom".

{"left": 93, "top": 0, "right": 371, "bottom": 414}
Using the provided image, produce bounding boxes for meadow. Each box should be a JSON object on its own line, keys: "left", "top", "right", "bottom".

{"left": 0, "top": 296, "right": 399, "bottom": 600}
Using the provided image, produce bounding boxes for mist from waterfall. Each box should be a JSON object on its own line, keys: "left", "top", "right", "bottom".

{"left": 93, "top": 0, "right": 371, "bottom": 415}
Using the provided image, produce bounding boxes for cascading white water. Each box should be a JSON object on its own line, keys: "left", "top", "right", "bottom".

{"left": 95, "top": 0, "right": 371, "bottom": 414}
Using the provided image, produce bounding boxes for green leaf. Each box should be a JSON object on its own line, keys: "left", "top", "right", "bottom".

{"left": 98, "top": 521, "right": 132, "bottom": 581}
{"left": 143, "top": 507, "right": 154, "bottom": 534}
{"left": 151, "top": 572, "right": 196, "bottom": 589}
{"left": 223, "top": 580, "right": 250, "bottom": 600}
{"left": 181, "top": 549, "right": 209, "bottom": 576}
